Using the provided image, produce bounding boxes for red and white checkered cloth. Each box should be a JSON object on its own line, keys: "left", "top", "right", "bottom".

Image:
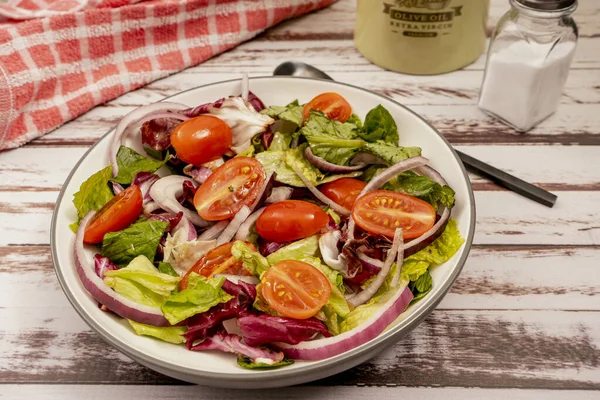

{"left": 0, "top": 0, "right": 337, "bottom": 150}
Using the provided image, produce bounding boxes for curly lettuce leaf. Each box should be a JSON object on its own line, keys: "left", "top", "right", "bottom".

{"left": 266, "top": 235, "right": 320, "bottom": 265}
{"left": 128, "top": 320, "right": 187, "bottom": 344}
{"left": 161, "top": 273, "right": 233, "bottom": 325}
{"left": 231, "top": 241, "right": 271, "bottom": 278}
{"left": 261, "top": 100, "right": 303, "bottom": 126}
{"left": 301, "top": 111, "right": 365, "bottom": 166}
{"left": 70, "top": 166, "right": 114, "bottom": 231}
{"left": 360, "top": 105, "right": 398, "bottom": 144}
{"left": 112, "top": 146, "right": 168, "bottom": 185}
{"left": 364, "top": 140, "right": 421, "bottom": 165}
{"left": 101, "top": 219, "right": 169, "bottom": 267}
{"left": 103, "top": 255, "right": 179, "bottom": 307}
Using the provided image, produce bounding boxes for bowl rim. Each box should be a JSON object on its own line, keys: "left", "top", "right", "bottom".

{"left": 50, "top": 75, "right": 476, "bottom": 384}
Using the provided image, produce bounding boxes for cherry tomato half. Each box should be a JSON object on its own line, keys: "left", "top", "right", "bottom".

{"left": 193, "top": 157, "right": 266, "bottom": 221}
{"left": 261, "top": 260, "right": 331, "bottom": 319}
{"left": 179, "top": 242, "right": 253, "bottom": 290}
{"left": 302, "top": 92, "right": 352, "bottom": 123}
{"left": 170, "top": 115, "right": 232, "bottom": 166}
{"left": 83, "top": 185, "right": 143, "bottom": 244}
{"left": 352, "top": 190, "right": 436, "bottom": 240}
{"left": 320, "top": 178, "right": 367, "bottom": 211}
{"left": 255, "top": 200, "right": 329, "bottom": 242}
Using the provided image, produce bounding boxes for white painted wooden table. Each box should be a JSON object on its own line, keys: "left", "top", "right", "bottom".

{"left": 1, "top": 0, "right": 599, "bottom": 398}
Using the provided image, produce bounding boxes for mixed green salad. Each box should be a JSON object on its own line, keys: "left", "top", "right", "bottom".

{"left": 71, "top": 81, "right": 464, "bottom": 368}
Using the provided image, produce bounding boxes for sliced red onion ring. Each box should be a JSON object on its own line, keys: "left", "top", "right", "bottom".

{"left": 109, "top": 102, "right": 189, "bottom": 177}
{"left": 149, "top": 175, "right": 210, "bottom": 227}
{"left": 289, "top": 164, "right": 350, "bottom": 216}
{"left": 319, "top": 230, "right": 347, "bottom": 273}
{"left": 265, "top": 187, "right": 293, "bottom": 204}
{"left": 198, "top": 220, "right": 229, "bottom": 241}
{"left": 143, "top": 201, "right": 161, "bottom": 215}
{"left": 217, "top": 206, "right": 252, "bottom": 246}
{"left": 133, "top": 172, "right": 160, "bottom": 206}
{"left": 346, "top": 217, "right": 356, "bottom": 241}
{"left": 235, "top": 207, "right": 265, "bottom": 241}
{"left": 173, "top": 215, "right": 197, "bottom": 242}
{"left": 249, "top": 172, "right": 274, "bottom": 212}
{"left": 75, "top": 212, "right": 170, "bottom": 327}
{"left": 111, "top": 182, "right": 124, "bottom": 195}
{"left": 359, "top": 156, "right": 429, "bottom": 197}
{"left": 277, "top": 285, "right": 413, "bottom": 360}
{"left": 241, "top": 73, "right": 249, "bottom": 101}
{"left": 357, "top": 251, "right": 383, "bottom": 275}
{"left": 415, "top": 165, "right": 448, "bottom": 186}
{"left": 403, "top": 207, "right": 450, "bottom": 257}
{"left": 391, "top": 236, "right": 405, "bottom": 288}
{"left": 348, "top": 228, "right": 403, "bottom": 307}
{"left": 350, "top": 152, "right": 388, "bottom": 166}
{"left": 304, "top": 147, "right": 365, "bottom": 173}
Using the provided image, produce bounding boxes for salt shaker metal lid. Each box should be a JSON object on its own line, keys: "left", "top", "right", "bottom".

{"left": 514, "top": 0, "right": 577, "bottom": 11}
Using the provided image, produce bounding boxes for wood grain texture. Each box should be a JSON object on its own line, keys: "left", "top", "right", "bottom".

{"left": 2, "top": 386, "right": 599, "bottom": 400}
{"left": 0, "top": 0, "right": 599, "bottom": 394}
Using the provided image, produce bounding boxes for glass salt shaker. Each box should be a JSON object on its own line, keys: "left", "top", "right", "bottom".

{"left": 478, "top": 0, "right": 578, "bottom": 132}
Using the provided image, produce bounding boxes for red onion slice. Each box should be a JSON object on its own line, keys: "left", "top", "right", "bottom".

{"left": 403, "top": 207, "right": 450, "bottom": 256}
{"left": 348, "top": 228, "right": 403, "bottom": 307}
{"left": 289, "top": 164, "right": 350, "bottom": 216}
{"left": 357, "top": 251, "right": 383, "bottom": 275}
{"left": 391, "top": 238, "right": 405, "bottom": 288}
{"left": 359, "top": 156, "right": 429, "bottom": 197}
{"left": 265, "top": 187, "right": 293, "bottom": 204}
{"left": 319, "top": 230, "right": 347, "bottom": 273}
{"left": 149, "top": 175, "right": 210, "bottom": 227}
{"left": 198, "top": 220, "right": 229, "bottom": 241}
{"left": 304, "top": 147, "right": 365, "bottom": 173}
{"left": 75, "top": 212, "right": 170, "bottom": 327}
{"left": 350, "top": 152, "right": 387, "bottom": 166}
{"left": 173, "top": 215, "right": 197, "bottom": 242}
{"left": 143, "top": 201, "right": 161, "bottom": 215}
{"left": 216, "top": 206, "right": 252, "bottom": 246}
{"left": 235, "top": 207, "right": 265, "bottom": 241}
{"left": 109, "top": 102, "right": 189, "bottom": 177}
{"left": 277, "top": 285, "right": 413, "bottom": 360}
{"left": 415, "top": 165, "right": 448, "bottom": 186}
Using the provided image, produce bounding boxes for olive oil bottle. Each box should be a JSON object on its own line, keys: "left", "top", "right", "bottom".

{"left": 355, "top": 0, "right": 490, "bottom": 75}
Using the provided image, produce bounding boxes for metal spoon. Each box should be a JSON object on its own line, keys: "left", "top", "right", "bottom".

{"left": 273, "top": 61, "right": 557, "bottom": 208}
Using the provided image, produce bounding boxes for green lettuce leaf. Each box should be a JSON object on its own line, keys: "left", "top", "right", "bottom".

{"left": 269, "top": 132, "right": 293, "bottom": 151}
{"left": 161, "top": 273, "right": 233, "bottom": 325}
{"left": 101, "top": 219, "right": 169, "bottom": 267}
{"left": 301, "top": 111, "right": 365, "bottom": 166}
{"left": 301, "top": 256, "right": 350, "bottom": 318}
{"left": 266, "top": 235, "right": 320, "bottom": 265}
{"left": 409, "top": 270, "right": 433, "bottom": 304}
{"left": 252, "top": 283, "right": 283, "bottom": 316}
{"left": 284, "top": 143, "right": 325, "bottom": 184}
{"left": 103, "top": 255, "right": 179, "bottom": 307}
{"left": 112, "top": 146, "right": 168, "bottom": 185}
{"left": 157, "top": 262, "right": 178, "bottom": 277}
{"left": 320, "top": 304, "right": 343, "bottom": 336}
{"left": 255, "top": 150, "right": 305, "bottom": 187}
{"left": 346, "top": 113, "right": 363, "bottom": 129}
{"left": 70, "top": 166, "right": 114, "bottom": 231}
{"left": 261, "top": 100, "right": 304, "bottom": 126}
{"left": 364, "top": 140, "right": 422, "bottom": 165}
{"left": 360, "top": 105, "right": 398, "bottom": 144}
{"left": 128, "top": 320, "right": 187, "bottom": 344}
{"left": 231, "top": 241, "right": 271, "bottom": 278}
{"left": 236, "top": 144, "right": 255, "bottom": 158}
{"left": 401, "top": 218, "right": 464, "bottom": 282}
{"left": 237, "top": 356, "right": 294, "bottom": 370}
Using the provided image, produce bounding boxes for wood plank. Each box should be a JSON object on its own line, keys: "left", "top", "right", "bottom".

{"left": 2, "top": 190, "right": 599, "bottom": 246}
{"left": 2, "top": 146, "right": 598, "bottom": 192}
{"left": 1, "top": 385, "right": 599, "bottom": 400}
{"left": 1, "top": 307, "right": 598, "bottom": 388}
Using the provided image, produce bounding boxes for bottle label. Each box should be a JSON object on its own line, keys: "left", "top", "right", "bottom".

{"left": 383, "top": 0, "right": 463, "bottom": 38}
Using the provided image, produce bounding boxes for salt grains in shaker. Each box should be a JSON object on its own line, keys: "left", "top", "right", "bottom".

{"left": 478, "top": 0, "right": 578, "bottom": 132}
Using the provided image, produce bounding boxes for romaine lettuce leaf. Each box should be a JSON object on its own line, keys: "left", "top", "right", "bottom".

{"left": 269, "top": 132, "right": 293, "bottom": 151}
{"left": 320, "top": 304, "right": 342, "bottom": 336}
{"left": 231, "top": 241, "right": 271, "bottom": 278}
{"left": 346, "top": 113, "right": 363, "bottom": 129}
{"left": 157, "top": 262, "right": 178, "bottom": 277}
{"left": 261, "top": 100, "right": 304, "bottom": 126}
{"left": 364, "top": 140, "right": 421, "bottom": 165}
{"left": 401, "top": 218, "right": 464, "bottom": 282}
{"left": 70, "top": 166, "right": 114, "bottom": 231}
{"left": 255, "top": 144, "right": 325, "bottom": 187}
{"left": 284, "top": 143, "right": 326, "bottom": 184}
{"left": 101, "top": 219, "right": 169, "bottom": 267}
{"left": 112, "top": 146, "right": 168, "bottom": 185}
{"left": 161, "top": 273, "right": 233, "bottom": 325}
{"left": 360, "top": 105, "right": 398, "bottom": 144}
{"left": 301, "top": 111, "right": 365, "bottom": 165}
{"left": 128, "top": 320, "right": 187, "bottom": 344}
{"left": 266, "top": 235, "right": 320, "bottom": 265}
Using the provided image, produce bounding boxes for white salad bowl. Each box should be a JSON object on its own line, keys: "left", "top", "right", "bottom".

{"left": 51, "top": 76, "right": 475, "bottom": 388}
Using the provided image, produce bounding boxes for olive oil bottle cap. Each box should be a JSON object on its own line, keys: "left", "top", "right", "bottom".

{"left": 515, "top": 0, "right": 577, "bottom": 11}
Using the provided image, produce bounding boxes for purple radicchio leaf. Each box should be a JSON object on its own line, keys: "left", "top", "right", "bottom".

{"left": 190, "top": 331, "right": 284, "bottom": 364}
{"left": 237, "top": 314, "right": 331, "bottom": 347}
{"left": 94, "top": 254, "right": 118, "bottom": 279}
